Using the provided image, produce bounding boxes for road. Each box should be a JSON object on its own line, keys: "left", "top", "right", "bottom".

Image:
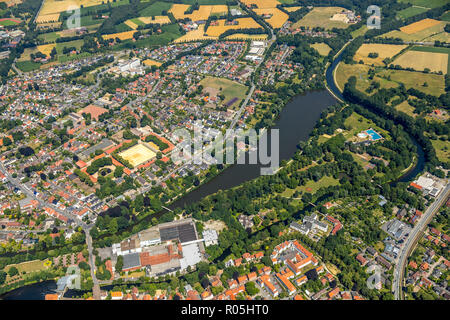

{"left": 0, "top": 160, "right": 101, "bottom": 298}
{"left": 393, "top": 183, "right": 450, "bottom": 300}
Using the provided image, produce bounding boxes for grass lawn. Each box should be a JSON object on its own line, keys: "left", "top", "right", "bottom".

{"left": 377, "top": 69, "right": 445, "bottom": 97}
{"left": 3, "top": 260, "right": 49, "bottom": 281}
{"left": 199, "top": 76, "right": 247, "bottom": 108}
{"left": 431, "top": 138, "right": 450, "bottom": 163}
{"left": 310, "top": 43, "right": 331, "bottom": 56}
{"left": 281, "top": 175, "right": 340, "bottom": 197}
{"left": 16, "top": 61, "right": 41, "bottom": 72}
{"left": 351, "top": 25, "right": 368, "bottom": 38}
{"left": 395, "top": 100, "right": 416, "bottom": 117}
{"left": 343, "top": 112, "right": 390, "bottom": 140}
{"left": 37, "top": 31, "right": 61, "bottom": 43}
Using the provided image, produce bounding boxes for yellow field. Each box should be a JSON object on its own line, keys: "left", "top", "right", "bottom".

{"left": 311, "top": 43, "right": 332, "bottom": 56}
{"left": 143, "top": 59, "right": 162, "bottom": 67}
{"left": 380, "top": 21, "right": 449, "bottom": 42}
{"left": 36, "top": 13, "right": 60, "bottom": 23}
{"left": 125, "top": 20, "right": 138, "bottom": 30}
{"left": 400, "top": 18, "right": 441, "bottom": 34}
{"left": 139, "top": 16, "right": 171, "bottom": 25}
{"left": 353, "top": 44, "right": 408, "bottom": 66}
{"left": 225, "top": 33, "right": 268, "bottom": 40}
{"left": 174, "top": 25, "right": 217, "bottom": 43}
{"left": 292, "top": 7, "right": 351, "bottom": 30}
{"left": 169, "top": 4, "right": 228, "bottom": 21}
{"left": 254, "top": 7, "right": 288, "bottom": 28}
{"left": 119, "top": 144, "right": 156, "bottom": 167}
{"left": 102, "top": 31, "right": 136, "bottom": 41}
{"left": 285, "top": 6, "right": 302, "bottom": 12}
{"left": 206, "top": 17, "right": 263, "bottom": 37}
{"left": 393, "top": 51, "right": 448, "bottom": 74}
{"left": 241, "top": 0, "right": 280, "bottom": 9}
{"left": 37, "top": 0, "right": 105, "bottom": 23}
{"left": 37, "top": 43, "right": 56, "bottom": 57}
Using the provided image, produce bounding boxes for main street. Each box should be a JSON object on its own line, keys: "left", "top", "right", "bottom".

{"left": 393, "top": 183, "right": 450, "bottom": 299}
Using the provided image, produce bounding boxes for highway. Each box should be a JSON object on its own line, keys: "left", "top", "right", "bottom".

{"left": 393, "top": 183, "right": 450, "bottom": 300}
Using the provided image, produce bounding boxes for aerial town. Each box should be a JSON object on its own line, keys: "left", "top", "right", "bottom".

{"left": 0, "top": 0, "right": 448, "bottom": 305}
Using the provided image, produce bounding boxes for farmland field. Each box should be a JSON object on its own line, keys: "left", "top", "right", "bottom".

{"left": 199, "top": 76, "right": 247, "bottom": 108}
{"left": 36, "top": 0, "right": 106, "bottom": 24}
{"left": 169, "top": 4, "right": 228, "bottom": 21}
{"left": 139, "top": 1, "right": 173, "bottom": 16}
{"left": 225, "top": 33, "right": 268, "bottom": 40}
{"left": 396, "top": 6, "right": 429, "bottom": 20}
{"left": 393, "top": 50, "right": 448, "bottom": 74}
{"left": 397, "top": 0, "right": 450, "bottom": 9}
{"left": 292, "top": 7, "right": 351, "bottom": 30}
{"left": 400, "top": 18, "right": 441, "bottom": 34}
{"left": 241, "top": 0, "right": 280, "bottom": 9}
{"left": 353, "top": 44, "right": 408, "bottom": 66}
{"left": 254, "top": 7, "right": 289, "bottom": 28}
{"left": 138, "top": 16, "right": 171, "bottom": 25}
{"left": 206, "top": 17, "right": 263, "bottom": 37}
{"left": 380, "top": 20, "right": 449, "bottom": 42}
{"left": 143, "top": 59, "right": 162, "bottom": 67}
{"left": 284, "top": 6, "right": 302, "bottom": 12}
{"left": 102, "top": 31, "right": 137, "bottom": 41}
{"left": 174, "top": 25, "right": 216, "bottom": 42}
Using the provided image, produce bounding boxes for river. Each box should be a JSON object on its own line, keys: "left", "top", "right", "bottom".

{"left": 1, "top": 46, "right": 425, "bottom": 299}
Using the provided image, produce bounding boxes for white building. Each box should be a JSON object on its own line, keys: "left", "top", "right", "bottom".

{"left": 202, "top": 229, "right": 218, "bottom": 246}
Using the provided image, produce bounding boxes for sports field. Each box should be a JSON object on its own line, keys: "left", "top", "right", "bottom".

{"left": 254, "top": 7, "right": 289, "bottom": 28}
{"left": 292, "top": 7, "right": 350, "bottom": 30}
{"left": 119, "top": 144, "right": 156, "bottom": 167}
{"left": 353, "top": 44, "right": 408, "bottom": 66}
{"left": 393, "top": 50, "right": 448, "bottom": 74}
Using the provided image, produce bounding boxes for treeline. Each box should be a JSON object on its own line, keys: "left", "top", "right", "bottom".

{"left": 218, "top": 28, "right": 266, "bottom": 39}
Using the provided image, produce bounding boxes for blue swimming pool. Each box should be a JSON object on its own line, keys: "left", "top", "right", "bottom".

{"left": 366, "top": 129, "right": 382, "bottom": 140}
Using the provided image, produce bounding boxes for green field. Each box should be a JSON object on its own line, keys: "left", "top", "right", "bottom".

{"left": 281, "top": 175, "right": 340, "bottom": 197}
{"left": 396, "top": 6, "right": 429, "bottom": 20}
{"left": 37, "top": 31, "right": 61, "bottom": 43}
{"left": 441, "top": 11, "right": 450, "bottom": 21}
{"left": 139, "top": 1, "right": 173, "bottom": 16}
{"left": 398, "top": 0, "right": 450, "bottom": 9}
{"left": 199, "top": 76, "right": 248, "bottom": 108}
{"left": 0, "top": 19, "right": 20, "bottom": 26}
{"left": 379, "top": 21, "right": 448, "bottom": 42}
{"left": 377, "top": 69, "right": 446, "bottom": 96}
{"left": 16, "top": 61, "right": 41, "bottom": 72}
{"left": 431, "top": 138, "right": 450, "bottom": 163}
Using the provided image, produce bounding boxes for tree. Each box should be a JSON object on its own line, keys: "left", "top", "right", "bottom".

{"left": 8, "top": 266, "right": 18, "bottom": 277}
{"left": 245, "top": 281, "right": 259, "bottom": 296}
{"left": 115, "top": 256, "right": 123, "bottom": 271}
{"left": 0, "top": 271, "right": 6, "bottom": 285}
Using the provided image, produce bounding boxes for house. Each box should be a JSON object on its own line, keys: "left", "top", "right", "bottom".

{"left": 356, "top": 254, "right": 368, "bottom": 266}
{"left": 327, "top": 287, "right": 340, "bottom": 299}
{"left": 111, "top": 291, "right": 123, "bottom": 300}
